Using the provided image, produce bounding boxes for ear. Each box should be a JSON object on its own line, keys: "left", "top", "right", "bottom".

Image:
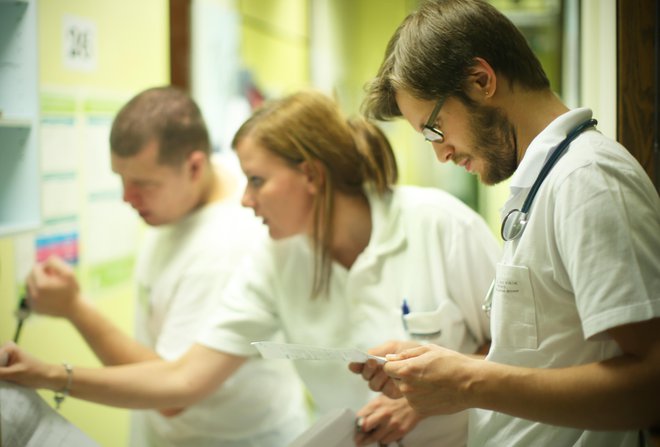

{"left": 186, "top": 150, "right": 207, "bottom": 181}
{"left": 299, "top": 160, "right": 325, "bottom": 194}
{"left": 465, "top": 57, "right": 497, "bottom": 102}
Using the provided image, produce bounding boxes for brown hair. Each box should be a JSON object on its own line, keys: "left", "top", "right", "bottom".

{"left": 110, "top": 86, "right": 210, "bottom": 165}
{"left": 232, "top": 90, "right": 398, "bottom": 297}
{"left": 363, "top": 0, "right": 550, "bottom": 120}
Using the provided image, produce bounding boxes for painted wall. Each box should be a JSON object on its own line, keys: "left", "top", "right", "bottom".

{"left": 581, "top": 0, "right": 616, "bottom": 139}
{"left": 0, "top": 1, "right": 169, "bottom": 445}
{"left": 238, "top": 0, "right": 311, "bottom": 96}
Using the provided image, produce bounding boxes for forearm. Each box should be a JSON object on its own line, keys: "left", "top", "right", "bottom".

{"left": 69, "top": 300, "right": 158, "bottom": 365}
{"left": 43, "top": 346, "right": 245, "bottom": 409}
{"left": 46, "top": 359, "right": 193, "bottom": 408}
{"left": 471, "top": 353, "right": 660, "bottom": 429}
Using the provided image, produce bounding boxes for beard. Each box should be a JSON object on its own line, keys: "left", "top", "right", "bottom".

{"left": 467, "top": 103, "right": 517, "bottom": 185}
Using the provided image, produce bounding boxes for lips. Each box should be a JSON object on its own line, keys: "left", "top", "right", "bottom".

{"left": 456, "top": 157, "right": 472, "bottom": 172}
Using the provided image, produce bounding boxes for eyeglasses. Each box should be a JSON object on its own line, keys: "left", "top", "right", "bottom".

{"left": 421, "top": 97, "right": 446, "bottom": 143}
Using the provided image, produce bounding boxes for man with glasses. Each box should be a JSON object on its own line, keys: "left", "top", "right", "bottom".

{"left": 352, "top": 0, "right": 660, "bottom": 446}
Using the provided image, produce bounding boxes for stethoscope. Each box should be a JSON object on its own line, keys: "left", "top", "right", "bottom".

{"left": 500, "top": 118, "right": 598, "bottom": 241}
{"left": 484, "top": 118, "right": 598, "bottom": 317}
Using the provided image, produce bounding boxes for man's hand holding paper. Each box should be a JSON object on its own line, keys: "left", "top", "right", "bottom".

{"left": 348, "top": 340, "right": 421, "bottom": 399}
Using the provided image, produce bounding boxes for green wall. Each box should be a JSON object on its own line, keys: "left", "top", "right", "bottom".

{"left": 238, "top": 0, "right": 311, "bottom": 94}
{"left": 0, "top": 1, "right": 169, "bottom": 445}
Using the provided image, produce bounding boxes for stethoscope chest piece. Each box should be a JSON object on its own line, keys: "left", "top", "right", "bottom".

{"left": 500, "top": 118, "right": 597, "bottom": 242}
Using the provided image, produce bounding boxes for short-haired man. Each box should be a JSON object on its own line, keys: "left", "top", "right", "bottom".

{"left": 26, "top": 86, "right": 307, "bottom": 446}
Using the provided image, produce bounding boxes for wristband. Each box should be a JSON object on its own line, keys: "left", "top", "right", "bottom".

{"left": 54, "top": 362, "right": 73, "bottom": 410}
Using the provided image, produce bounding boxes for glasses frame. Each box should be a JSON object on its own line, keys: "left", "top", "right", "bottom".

{"left": 422, "top": 97, "right": 446, "bottom": 143}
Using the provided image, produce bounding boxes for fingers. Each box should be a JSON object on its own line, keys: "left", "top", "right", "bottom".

{"left": 359, "top": 358, "right": 382, "bottom": 381}
{"left": 43, "top": 255, "right": 72, "bottom": 275}
{"left": 348, "top": 361, "right": 365, "bottom": 374}
{"left": 359, "top": 359, "right": 395, "bottom": 395}
{"left": 26, "top": 263, "right": 45, "bottom": 301}
{"left": 349, "top": 358, "right": 404, "bottom": 398}
{"left": 368, "top": 371, "right": 390, "bottom": 393}
{"left": 384, "top": 345, "right": 439, "bottom": 383}
{"left": 26, "top": 263, "right": 56, "bottom": 303}
{"left": 28, "top": 256, "right": 71, "bottom": 291}
{"left": 354, "top": 416, "right": 389, "bottom": 446}
{"left": 0, "top": 342, "right": 18, "bottom": 368}
{"left": 385, "top": 344, "right": 433, "bottom": 362}
{"left": 22, "top": 257, "right": 81, "bottom": 317}
{"left": 382, "top": 379, "right": 404, "bottom": 399}
{"left": 354, "top": 411, "right": 405, "bottom": 446}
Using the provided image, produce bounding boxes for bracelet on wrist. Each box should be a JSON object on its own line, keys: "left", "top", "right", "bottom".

{"left": 54, "top": 362, "right": 73, "bottom": 410}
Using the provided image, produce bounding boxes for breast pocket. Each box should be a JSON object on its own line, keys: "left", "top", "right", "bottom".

{"left": 405, "top": 300, "right": 473, "bottom": 352}
{"left": 491, "top": 264, "right": 538, "bottom": 350}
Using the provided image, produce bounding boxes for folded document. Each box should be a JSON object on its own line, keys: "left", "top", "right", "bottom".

{"left": 252, "top": 341, "right": 386, "bottom": 364}
{"left": 288, "top": 408, "right": 357, "bottom": 447}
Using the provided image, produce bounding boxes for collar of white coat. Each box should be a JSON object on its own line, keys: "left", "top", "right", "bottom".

{"left": 509, "top": 107, "right": 593, "bottom": 190}
{"left": 362, "top": 185, "right": 406, "bottom": 258}
{"left": 502, "top": 108, "right": 593, "bottom": 214}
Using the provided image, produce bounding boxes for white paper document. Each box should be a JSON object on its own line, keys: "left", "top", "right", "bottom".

{"left": 288, "top": 408, "right": 357, "bottom": 447}
{"left": 0, "top": 381, "right": 99, "bottom": 447}
{"left": 252, "top": 341, "right": 386, "bottom": 364}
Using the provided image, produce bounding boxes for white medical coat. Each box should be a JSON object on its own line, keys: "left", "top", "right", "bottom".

{"left": 469, "top": 108, "right": 660, "bottom": 447}
{"left": 199, "top": 185, "right": 501, "bottom": 446}
{"left": 132, "top": 201, "right": 308, "bottom": 447}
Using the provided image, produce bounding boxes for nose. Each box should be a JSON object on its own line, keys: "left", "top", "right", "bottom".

{"left": 122, "top": 182, "right": 141, "bottom": 207}
{"left": 241, "top": 186, "right": 255, "bottom": 209}
{"left": 432, "top": 142, "right": 453, "bottom": 163}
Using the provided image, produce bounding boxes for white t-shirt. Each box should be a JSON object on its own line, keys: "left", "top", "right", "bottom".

{"left": 469, "top": 108, "right": 660, "bottom": 447}
{"left": 131, "top": 201, "right": 308, "bottom": 447}
{"left": 198, "top": 185, "right": 501, "bottom": 447}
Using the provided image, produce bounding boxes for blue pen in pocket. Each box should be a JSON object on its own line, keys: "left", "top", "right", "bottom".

{"left": 401, "top": 298, "right": 410, "bottom": 332}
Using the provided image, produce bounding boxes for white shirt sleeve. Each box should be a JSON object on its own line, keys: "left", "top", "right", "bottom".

{"left": 554, "top": 160, "right": 660, "bottom": 339}
{"left": 196, "top": 242, "right": 282, "bottom": 356}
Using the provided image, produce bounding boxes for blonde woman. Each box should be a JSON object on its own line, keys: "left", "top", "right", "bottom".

{"left": 1, "top": 90, "right": 500, "bottom": 446}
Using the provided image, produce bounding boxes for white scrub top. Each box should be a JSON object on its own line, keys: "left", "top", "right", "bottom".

{"left": 469, "top": 108, "right": 660, "bottom": 447}
{"left": 132, "top": 201, "right": 308, "bottom": 447}
{"left": 199, "top": 185, "right": 501, "bottom": 446}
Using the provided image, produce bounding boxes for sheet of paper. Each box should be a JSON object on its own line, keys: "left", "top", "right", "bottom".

{"left": 289, "top": 408, "right": 357, "bottom": 447}
{"left": 252, "top": 341, "right": 386, "bottom": 364}
{"left": 0, "top": 381, "right": 99, "bottom": 447}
